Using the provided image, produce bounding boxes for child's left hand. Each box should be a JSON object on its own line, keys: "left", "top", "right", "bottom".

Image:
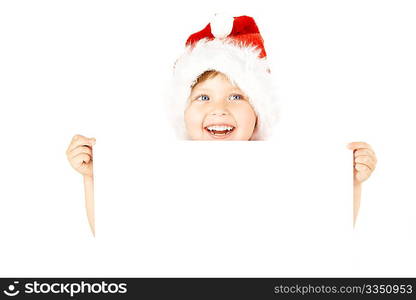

{"left": 347, "top": 142, "right": 377, "bottom": 183}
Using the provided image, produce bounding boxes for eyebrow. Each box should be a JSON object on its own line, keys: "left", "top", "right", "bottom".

{"left": 189, "top": 88, "right": 212, "bottom": 99}
{"left": 191, "top": 87, "right": 212, "bottom": 93}
{"left": 229, "top": 89, "right": 245, "bottom": 94}
{"left": 189, "top": 87, "right": 246, "bottom": 100}
{"left": 192, "top": 87, "right": 244, "bottom": 94}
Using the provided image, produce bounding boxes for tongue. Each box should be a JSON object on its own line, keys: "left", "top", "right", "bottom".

{"left": 212, "top": 130, "right": 228, "bottom": 135}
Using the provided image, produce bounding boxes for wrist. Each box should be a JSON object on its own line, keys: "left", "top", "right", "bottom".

{"left": 83, "top": 174, "right": 94, "bottom": 183}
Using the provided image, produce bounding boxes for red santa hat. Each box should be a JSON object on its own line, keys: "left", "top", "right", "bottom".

{"left": 168, "top": 14, "right": 279, "bottom": 140}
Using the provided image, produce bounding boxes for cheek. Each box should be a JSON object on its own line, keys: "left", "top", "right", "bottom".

{"left": 184, "top": 105, "right": 205, "bottom": 132}
{"left": 233, "top": 104, "right": 257, "bottom": 133}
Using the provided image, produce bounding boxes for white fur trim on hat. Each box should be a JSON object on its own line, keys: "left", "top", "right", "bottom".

{"left": 168, "top": 38, "right": 279, "bottom": 140}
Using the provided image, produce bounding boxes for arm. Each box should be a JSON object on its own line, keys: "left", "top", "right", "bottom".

{"left": 353, "top": 178, "right": 362, "bottom": 227}
{"left": 347, "top": 142, "right": 377, "bottom": 228}
{"left": 83, "top": 175, "right": 95, "bottom": 236}
{"left": 66, "top": 134, "right": 96, "bottom": 237}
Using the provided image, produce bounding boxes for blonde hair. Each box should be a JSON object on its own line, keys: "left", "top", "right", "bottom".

{"left": 191, "top": 70, "right": 224, "bottom": 89}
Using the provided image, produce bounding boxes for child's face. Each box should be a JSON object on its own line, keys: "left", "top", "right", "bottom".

{"left": 184, "top": 74, "right": 257, "bottom": 140}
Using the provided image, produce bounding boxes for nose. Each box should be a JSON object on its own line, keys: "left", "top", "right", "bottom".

{"left": 209, "top": 102, "right": 229, "bottom": 116}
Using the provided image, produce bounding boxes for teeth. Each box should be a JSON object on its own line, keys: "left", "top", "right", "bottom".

{"left": 207, "top": 125, "right": 234, "bottom": 131}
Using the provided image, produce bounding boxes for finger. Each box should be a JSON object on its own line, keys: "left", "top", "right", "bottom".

{"left": 71, "top": 153, "right": 92, "bottom": 168}
{"left": 355, "top": 155, "right": 376, "bottom": 171}
{"left": 355, "top": 163, "right": 372, "bottom": 182}
{"left": 354, "top": 162, "right": 372, "bottom": 173}
{"left": 356, "top": 170, "right": 370, "bottom": 182}
{"left": 354, "top": 148, "right": 376, "bottom": 158}
{"left": 79, "top": 161, "right": 93, "bottom": 174}
{"left": 347, "top": 141, "right": 374, "bottom": 151}
{"left": 68, "top": 145, "right": 93, "bottom": 160}
{"left": 354, "top": 148, "right": 377, "bottom": 167}
{"left": 67, "top": 135, "right": 96, "bottom": 153}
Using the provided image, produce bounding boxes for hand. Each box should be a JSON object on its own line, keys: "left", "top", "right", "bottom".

{"left": 66, "top": 134, "right": 96, "bottom": 177}
{"left": 347, "top": 141, "right": 377, "bottom": 183}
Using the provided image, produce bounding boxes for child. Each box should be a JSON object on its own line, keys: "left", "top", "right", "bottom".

{"left": 66, "top": 15, "right": 377, "bottom": 233}
{"left": 169, "top": 14, "right": 278, "bottom": 141}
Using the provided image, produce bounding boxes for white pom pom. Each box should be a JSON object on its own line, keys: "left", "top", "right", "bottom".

{"left": 210, "top": 13, "right": 234, "bottom": 39}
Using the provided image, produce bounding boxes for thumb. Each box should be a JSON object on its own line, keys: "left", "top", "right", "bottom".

{"left": 346, "top": 142, "right": 355, "bottom": 150}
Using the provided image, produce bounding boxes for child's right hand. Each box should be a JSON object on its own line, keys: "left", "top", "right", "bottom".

{"left": 66, "top": 134, "right": 96, "bottom": 177}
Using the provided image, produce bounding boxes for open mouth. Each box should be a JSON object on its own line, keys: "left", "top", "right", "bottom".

{"left": 204, "top": 125, "right": 235, "bottom": 136}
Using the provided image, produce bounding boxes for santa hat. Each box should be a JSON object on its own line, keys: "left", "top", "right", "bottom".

{"left": 168, "top": 14, "right": 279, "bottom": 140}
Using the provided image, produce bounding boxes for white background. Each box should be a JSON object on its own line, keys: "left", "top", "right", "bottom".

{"left": 0, "top": 0, "right": 415, "bottom": 277}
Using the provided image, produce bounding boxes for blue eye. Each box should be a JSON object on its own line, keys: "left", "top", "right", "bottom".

{"left": 229, "top": 94, "right": 243, "bottom": 101}
{"left": 197, "top": 95, "right": 210, "bottom": 101}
